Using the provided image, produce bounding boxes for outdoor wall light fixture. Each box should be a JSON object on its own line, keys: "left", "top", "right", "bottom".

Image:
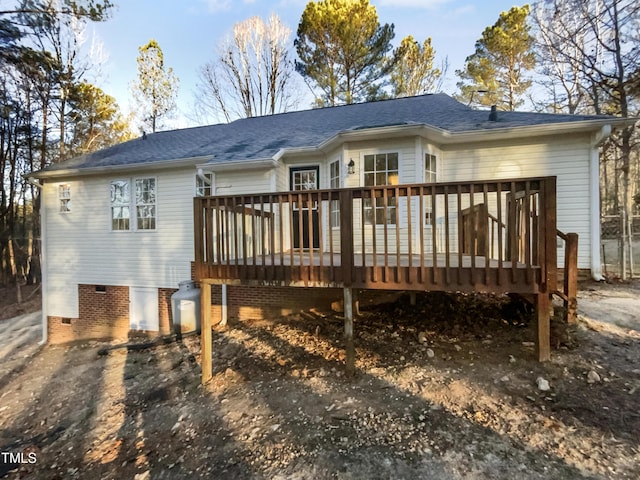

{"left": 347, "top": 159, "right": 355, "bottom": 174}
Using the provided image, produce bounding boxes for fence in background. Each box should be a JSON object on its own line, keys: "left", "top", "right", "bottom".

{"left": 601, "top": 213, "right": 640, "bottom": 278}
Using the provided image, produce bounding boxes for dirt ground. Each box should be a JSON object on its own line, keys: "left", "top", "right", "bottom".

{"left": 1, "top": 281, "right": 639, "bottom": 479}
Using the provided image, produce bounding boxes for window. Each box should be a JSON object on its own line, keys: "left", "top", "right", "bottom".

{"left": 363, "top": 152, "right": 398, "bottom": 225}
{"left": 196, "top": 172, "right": 213, "bottom": 197}
{"left": 59, "top": 184, "right": 71, "bottom": 212}
{"left": 330, "top": 160, "right": 340, "bottom": 227}
{"left": 135, "top": 178, "right": 156, "bottom": 230}
{"left": 110, "top": 178, "right": 156, "bottom": 231}
{"left": 425, "top": 154, "right": 437, "bottom": 183}
{"left": 110, "top": 180, "right": 130, "bottom": 230}
{"left": 425, "top": 154, "right": 437, "bottom": 226}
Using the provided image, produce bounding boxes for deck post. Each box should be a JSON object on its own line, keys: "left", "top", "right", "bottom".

{"left": 201, "top": 282, "right": 213, "bottom": 384}
{"left": 344, "top": 287, "right": 355, "bottom": 377}
{"left": 536, "top": 292, "right": 551, "bottom": 362}
{"left": 564, "top": 233, "right": 579, "bottom": 324}
{"left": 339, "top": 189, "right": 353, "bottom": 286}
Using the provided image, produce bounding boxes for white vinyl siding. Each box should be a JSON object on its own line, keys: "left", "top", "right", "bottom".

{"left": 43, "top": 169, "right": 197, "bottom": 318}
{"left": 441, "top": 134, "right": 593, "bottom": 268}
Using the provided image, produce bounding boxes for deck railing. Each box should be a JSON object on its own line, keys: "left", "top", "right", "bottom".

{"left": 194, "top": 176, "right": 557, "bottom": 294}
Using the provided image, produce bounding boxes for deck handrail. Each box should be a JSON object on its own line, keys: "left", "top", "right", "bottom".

{"left": 194, "top": 176, "right": 557, "bottom": 294}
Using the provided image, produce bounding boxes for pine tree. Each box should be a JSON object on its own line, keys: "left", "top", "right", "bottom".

{"left": 456, "top": 5, "right": 535, "bottom": 110}
{"left": 294, "top": 0, "right": 395, "bottom": 106}
{"left": 131, "top": 39, "right": 179, "bottom": 132}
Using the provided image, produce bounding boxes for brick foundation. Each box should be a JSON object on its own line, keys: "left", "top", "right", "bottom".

{"left": 47, "top": 284, "right": 177, "bottom": 344}
{"left": 47, "top": 282, "right": 343, "bottom": 344}
{"left": 206, "top": 285, "right": 342, "bottom": 322}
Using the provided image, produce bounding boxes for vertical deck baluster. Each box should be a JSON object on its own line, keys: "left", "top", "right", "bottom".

{"left": 318, "top": 191, "right": 324, "bottom": 276}
{"left": 431, "top": 184, "right": 438, "bottom": 284}
{"left": 269, "top": 194, "right": 276, "bottom": 281}
{"left": 205, "top": 199, "right": 214, "bottom": 275}
{"left": 483, "top": 183, "right": 489, "bottom": 284}
{"left": 371, "top": 189, "right": 377, "bottom": 282}
{"left": 288, "top": 193, "right": 294, "bottom": 281}
{"left": 260, "top": 195, "right": 266, "bottom": 279}
{"left": 407, "top": 186, "right": 413, "bottom": 284}
{"left": 241, "top": 196, "right": 247, "bottom": 269}
{"left": 297, "top": 192, "right": 304, "bottom": 279}
{"left": 524, "top": 181, "right": 532, "bottom": 284}
{"left": 469, "top": 183, "right": 476, "bottom": 285}
{"left": 251, "top": 197, "right": 258, "bottom": 279}
{"left": 221, "top": 197, "right": 228, "bottom": 277}
{"left": 419, "top": 185, "right": 425, "bottom": 283}
{"left": 496, "top": 182, "right": 503, "bottom": 285}
{"left": 509, "top": 181, "right": 517, "bottom": 284}
{"left": 457, "top": 185, "right": 463, "bottom": 285}
{"left": 395, "top": 186, "right": 401, "bottom": 283}
{"left": 444, "top": 185, "right": 450, "bottom": 285}
{"left": 214, "top": 197, "right": 222, "bottom": 268}
{"left": 278, "top": 195, "right": 284, "bottom": 280}
{"left": 360, "top": 189, "right": 366, "bottom": 272}
{"left": 383, "top": 187, "right": 389, "bottom": 283}
{"left": 307, "top": 191, "right": 314, "bottom": 283}
{"left": 232, "top": 197, "right": 239, "bottom": 278}
{"left": 329, "top": 191, "right": 335, "bottom": 282}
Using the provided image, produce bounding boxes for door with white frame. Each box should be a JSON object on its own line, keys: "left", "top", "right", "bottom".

{"left": 129, "top": 286, "right": 159, "bottom": 331}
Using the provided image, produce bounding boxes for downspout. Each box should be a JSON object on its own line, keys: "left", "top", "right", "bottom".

{"left": 590, "top": 124, "right": 611, "bottom": 281}
{"left": 27, "top": 177, "right": 48, "bottom": 344}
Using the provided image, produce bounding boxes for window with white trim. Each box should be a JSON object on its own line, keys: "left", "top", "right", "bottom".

{"left": 329, "top": 160, "right": 340, "bottom": 227}
{"left": 135, "top": 178, "right": 156, "bottom": 230}
{"left": 59, "top": 184, "right": 71, "bottom": 212}
{"left": 425, "top": 153, "right": 437, "bottom": 183}
{"left": 425, "top": 154, "right": 437, "bottom": 226}
{"left": 196, "top": 172, "right": 213, "bottom": 197}
{"left": 110, "top": 177, "right": 156, "bottom": 231}
{"left": 363, "top": 152, "right": 398, "bottom": 225}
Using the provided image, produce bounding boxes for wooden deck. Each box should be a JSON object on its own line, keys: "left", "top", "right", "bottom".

{"left": 194, "top": 176, "right": 578, "bottom": 381}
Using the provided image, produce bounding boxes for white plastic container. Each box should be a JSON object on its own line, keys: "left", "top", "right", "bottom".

{"left": 171, "top": 281, "right": 201, "bottom": 333}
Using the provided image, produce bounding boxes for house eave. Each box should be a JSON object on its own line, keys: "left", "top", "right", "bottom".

{"left": 275, "top": 118, "right": 632, "bottom": 159}
{"left": 30, "top": 155, "right": 214, "bottom": 180}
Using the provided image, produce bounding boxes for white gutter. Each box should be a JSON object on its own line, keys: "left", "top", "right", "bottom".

{"left": 31, "top": 155, "right": 214, "bottom": 180}
{"left": 590, "top": 124, "right": 612, "bottom": 281}
{"left": 197, "top": 158, "right": 277, "bottom": 172}
{"left": 273, "top": 118, "right": 633, "bottom": 160}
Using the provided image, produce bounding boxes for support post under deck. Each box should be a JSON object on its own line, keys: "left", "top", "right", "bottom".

{"left": 536, "top": 292, "right": 551, "bottom": 362}
{"left": 344, "top": 287, "right": 355, "bottom": 377}
{"left": 201, "top": 282, "right": 213, "bottom": 384}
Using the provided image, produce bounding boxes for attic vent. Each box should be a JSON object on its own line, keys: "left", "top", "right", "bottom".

{"left": 488, "top": 105, "right": 498, "bottom": 122}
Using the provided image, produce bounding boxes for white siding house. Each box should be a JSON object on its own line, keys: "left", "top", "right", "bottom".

{"left": 31, "top": 94, "right": 631, "bottom": 343}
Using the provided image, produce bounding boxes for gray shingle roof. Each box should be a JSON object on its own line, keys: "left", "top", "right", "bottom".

{"left": 38, "top": 93, "right": 619, "bottom": 175}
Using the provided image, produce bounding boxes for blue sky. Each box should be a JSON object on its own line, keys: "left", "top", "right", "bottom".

{"left": 87, "top": 0, "right": 523, "bottom": 129}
